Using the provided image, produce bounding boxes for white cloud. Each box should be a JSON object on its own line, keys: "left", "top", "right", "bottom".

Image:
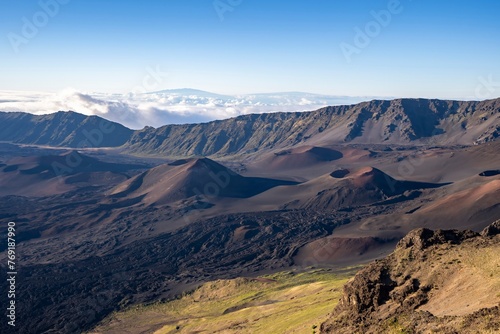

{"left": 0, "top": 89, "right": 372, "bottom": 129}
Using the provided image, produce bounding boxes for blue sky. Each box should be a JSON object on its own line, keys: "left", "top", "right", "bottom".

{"left": 1, "top": 0, "right": 500, "bottom": 98}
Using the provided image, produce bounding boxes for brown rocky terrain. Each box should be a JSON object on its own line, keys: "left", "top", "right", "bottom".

{"left": 252, "top": 146, "right": 343, "bottom": 171}
{"left": 109, "top": 157, "right": 297, "bottom": 205}
{"left": 321, "top": 220, "right": 500, "bottom": 334}
{"left": 243, "top": 166, "right": 446, "bottom": 212}
{"left": 0, "top": 150, "right": 145, "bottom": 196}
{"left": 0, "top": 99, "right": 498, "bottom": 333}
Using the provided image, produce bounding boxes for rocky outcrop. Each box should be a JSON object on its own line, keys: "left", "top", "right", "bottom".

{"left": 396, "top": 227, "right": 478, "bottom": 251}
{"left": 481, "top": 219, "right": 500, "bottom": 237}
{"left": 321, "top": 221, "right": 500, "bottom": 334}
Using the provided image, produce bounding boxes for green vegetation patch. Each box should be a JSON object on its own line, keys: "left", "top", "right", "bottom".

{"left": 91, "top": 267, "right": 359, "bottom": 334}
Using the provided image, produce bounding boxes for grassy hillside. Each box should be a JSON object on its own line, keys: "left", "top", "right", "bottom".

{"left": 90, "top": 268, "right": 359, "bottom": 334}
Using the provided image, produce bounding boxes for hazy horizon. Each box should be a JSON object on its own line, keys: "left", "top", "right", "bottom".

{"left": 2, "top": 1, "right": 499, "bottom": 128}
{"left": 1, "top": 1, "right": 499, "bottom": 97}
{"left": 2, "top": 88, "right": 499, "bottom": 129}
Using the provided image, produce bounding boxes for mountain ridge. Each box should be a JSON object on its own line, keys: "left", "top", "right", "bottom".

{"left": 0, "top": 110, "right": 132, "bottom": 147}
{"left": 1, "top": 97, "right": 499, "bottom": 156}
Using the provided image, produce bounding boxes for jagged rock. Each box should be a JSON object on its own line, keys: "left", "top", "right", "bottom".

{"left": 396, "top": 228, "right": 478, "bottom": 251}
{"left": 321, "top": 220, "right": 500, "bottom": 334}
{"left": 481, "top": 219, "right": 500, "bottom": 237}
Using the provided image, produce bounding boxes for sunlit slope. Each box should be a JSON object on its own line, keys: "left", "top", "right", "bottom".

{"left": 91, "top": 268, "right": 358, "bottom": 334}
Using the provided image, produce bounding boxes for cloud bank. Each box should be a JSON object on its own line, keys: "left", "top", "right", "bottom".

{"left": 0, "top": 89, "right": 373, "bottom": 129}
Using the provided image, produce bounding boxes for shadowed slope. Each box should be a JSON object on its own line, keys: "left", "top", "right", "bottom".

{"left": 410, "top": 179, "right": 500, "bottom": 231}
{"left": 110, "top": 157, "right": 297, "bottom": 205}
{"left": 255, "top": 146, "right": 343, "bottom": 170}
{"left": 264, "top": 166, "right": 446, "bottom": 211}
{"left": 0, "top": 151, "right": 142, "bottom": 196}
{"left": 0, "top": 111, "right": 132, "bottom": 147}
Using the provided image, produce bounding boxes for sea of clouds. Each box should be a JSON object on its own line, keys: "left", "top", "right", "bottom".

{"left": 0, "top": 88, "right": 373, "bottom": 129}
